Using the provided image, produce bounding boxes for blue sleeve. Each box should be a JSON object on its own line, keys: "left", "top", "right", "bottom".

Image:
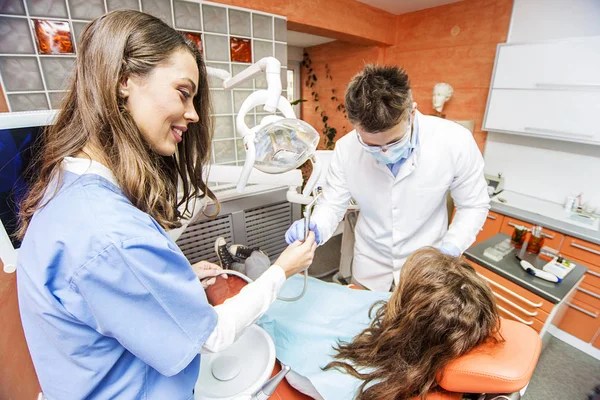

{"left": 67, "top": 233, "right": 217, "bottom": 376}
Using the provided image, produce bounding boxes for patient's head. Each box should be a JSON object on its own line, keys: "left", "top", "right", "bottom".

{"left": 325, "top": 247, "right": 502, "bottom": 400}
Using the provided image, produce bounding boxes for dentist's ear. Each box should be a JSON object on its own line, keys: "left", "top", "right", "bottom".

{"left": 412, "top": 102, "right": 418, "bottom": 112}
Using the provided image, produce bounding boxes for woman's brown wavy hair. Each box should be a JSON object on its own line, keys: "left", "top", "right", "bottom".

{"left": 325, "top": 248, "right": 503, "bottom": 400}
{"left": 17, "top": 10, "right": 217, "bottom": 239}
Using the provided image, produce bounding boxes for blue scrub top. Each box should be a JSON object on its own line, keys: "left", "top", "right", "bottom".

{"left": 17, "top": 170, "right": 217, "bottom": 400}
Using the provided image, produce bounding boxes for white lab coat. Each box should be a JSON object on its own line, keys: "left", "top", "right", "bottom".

{"left": 310, "top": 111, "right": 490, "bottom": 291}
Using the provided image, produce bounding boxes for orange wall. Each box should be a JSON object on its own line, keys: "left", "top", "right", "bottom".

{"left": 301, "top": 0, "right": 514, "bottom": 152}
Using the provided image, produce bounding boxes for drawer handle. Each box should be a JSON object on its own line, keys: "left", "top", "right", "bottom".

{"left": 541, "top": 233, "right": 554, "bottom": 240}
{"left": 477, "top": 273, "right": 543, "bottom": 308}
{"left": 493, "top": 292, "right": 538, "bottom": 316}
{"left": 498, "top": 305, "right": 534, "bottom": 325}
{"left": 566, "top": 302, "right": 599, "bottom": 318}
{"left": 588, "top": 270, "right": 600, "bottom": 278}
{"left": 524, "top": 127, "right": 593, "bottom": 139}
{"left": 571, "top": 242, "right": 600, "bottom": 256}
{"left": 487, "top": 214, "right": 497, "bottom": 220}
{"left": 577, "top": 287, "right": 600, "bottom": 300}
{"left": 508, "top": 222, "right": 530, "bottom": 230}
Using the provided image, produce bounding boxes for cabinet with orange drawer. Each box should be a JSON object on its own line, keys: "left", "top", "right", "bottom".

{"left": 473, "top": 211, "right": 504, "bottom": 245}
{"left": 554, "top": 236, "right": 600, "bottom": 344}
{"left": 467, "top": 260, "right": 553, "bottom": 334}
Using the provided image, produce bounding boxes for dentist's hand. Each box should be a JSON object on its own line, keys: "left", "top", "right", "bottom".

{"left": 276, "top": 231, "right": 317, "bottom": 278}
{"left": 285, "top": 219, "right": 322, "bottom": 245}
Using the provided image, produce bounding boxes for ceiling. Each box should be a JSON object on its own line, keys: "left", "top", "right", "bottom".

{"left": 286, "top": 0, "right": 463, "bottom": 47}
{"left": 356, "top": 0, "right": 462, "bottom": 15}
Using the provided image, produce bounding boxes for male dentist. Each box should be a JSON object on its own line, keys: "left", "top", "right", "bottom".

{"left": 285, "top": 65, "right": 490, "bottom": 291}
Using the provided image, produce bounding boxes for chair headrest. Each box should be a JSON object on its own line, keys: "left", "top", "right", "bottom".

{"left": 437, "top": 318, "right": 542, "bottom": 394}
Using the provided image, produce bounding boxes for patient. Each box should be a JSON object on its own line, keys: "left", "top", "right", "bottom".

{"left": 324, "top": 248, "right": 503, "bottom": 400}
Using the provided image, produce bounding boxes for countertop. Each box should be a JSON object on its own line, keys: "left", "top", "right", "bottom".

{"left": 464, "top": 233, "right": 587, "bottom": 304}
{"left": 490, "top": 191, "right": 600, "bottom": 245}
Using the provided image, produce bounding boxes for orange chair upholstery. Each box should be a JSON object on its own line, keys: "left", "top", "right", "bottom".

{"left": 436, "top": 318, "right": 541, "bottom": 396}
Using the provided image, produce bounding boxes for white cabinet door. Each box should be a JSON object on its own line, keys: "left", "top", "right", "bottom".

{"left": 493, "top": 37, "right": 600, "bottom": 90}
{"left": 483, "top": 89, "right": 600, "bottom": 144}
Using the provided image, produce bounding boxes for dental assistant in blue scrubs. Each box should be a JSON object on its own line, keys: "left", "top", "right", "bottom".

{"left": 15, "top": 11, "right": 316, "bottom": 400}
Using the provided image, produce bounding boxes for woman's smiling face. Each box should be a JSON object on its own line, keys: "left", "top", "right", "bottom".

{"left": 121, "top": 48, "right": 200, "bottom": 156}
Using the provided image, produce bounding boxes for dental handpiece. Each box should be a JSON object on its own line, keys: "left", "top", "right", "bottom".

{"left": 304, "top": 192, "right": 322, "bottom": 241}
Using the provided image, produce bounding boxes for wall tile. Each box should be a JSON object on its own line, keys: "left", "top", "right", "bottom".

{"left": 274, "top": 43, "right": 286, "bottom": 66}
{"left": 48, "top": 91, "right": 67, "bottom": 108}
{"left": 26, "top": 0, "right": 68, "bottom": 18}
{"left": 210, "top": 89, "right": 232, "bottom": 114}
{"left": 280, "top": 67, "right": 287, "bottom": 88}
{"left": 253, "top": 40, "right": 272, "bottom": 61}
{"left": 236, "top": 138, "right": 245, "bottom": 161}
{"left": 69, "top": 0, "right": 105, "bottom": 20}
{"left": 106, "top": 0, "right": 140, "bottom": 11}
{"left": 252, "top": 14, "right": 272, "bottom": 40}
{"left": 233, "top": 89, "right": 251, "bottom": 113}
{"left": 202, "top": 4, "right": 227, "bottom": 34}
{"left": 231, "top": 64, "right": 253, "bottom": 88}
{"left": 204, "top": 34, "right": 229, "bottom": 62}
{"left": 254, "top": 72, "right": 267, "bottom": 89}
{"left": 72, "top": 21, "right": 88, "bottom": 47}
{"left": 0, "top": 17, "right": 36, "bottom": 54}
{"left": 206, "top": 61, "right": 229, "bottom": 89}
{"left": 274, "top": 18, "right": 286, "bottom": 42}
{"left": 33, "top": 19, "right": 74, "bottom": 54}
{"left": 213, "top": 139, "right": 236, "bottom": 163}
{"left": 0, "top": 57, "right": 44, "bottom": 91}
{"left": 229, "top": 9, "right": 250, "bottom": 37}
{"left": 230, "top": 37, "right": 251, "bottom": 63}
{"left": 213, "top": 115, "right": 234, "bottom": 139}
{"left": 141, "top": 0, "right": 172, "bottom": 26}
{"left": 8, "top": 93, "right": 49, "bottom": 111}
{"left": 174, "top": 0, "right": 201, "bottom": 31}
{"left": 40, "top": 56, "right": 75, "bottom": 90}
{"left": 0, "top": 0, "right": 26, "bottom": 15}
{"left": 180, "top": 31, "right": 202, "bottom": 53}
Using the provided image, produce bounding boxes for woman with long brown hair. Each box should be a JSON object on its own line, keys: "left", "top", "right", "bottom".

{"left": 324, "top": 248, "right": 503, "bottom": 400}
{"left": 15, "top": 10, "right": 316, "bottom": 399}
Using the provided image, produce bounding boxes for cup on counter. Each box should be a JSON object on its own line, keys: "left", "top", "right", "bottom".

{"left": 564, "top": 196, "right": 577, "bottom": 211}
{"left": 526, "top": 225, "right": 545, "bottom": 255}
{"left": 510, "top": 225, "right": 528, "bottom": 249}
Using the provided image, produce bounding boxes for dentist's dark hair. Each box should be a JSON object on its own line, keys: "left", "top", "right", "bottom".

{"left": 324, "top": 248, "right": 503, "bottom": 400}
{"left": 345, "top": 64, "right": 413, "bottom": 133}
{"left": 18, "top": 10, "right": 217, "bottom": 239}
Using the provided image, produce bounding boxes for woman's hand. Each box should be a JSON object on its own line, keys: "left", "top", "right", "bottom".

{"left": 191, "top": 261, "right": 228, "bottom": 289}
{"left": 275, "top": 231, "right": 317, "bottom": 278}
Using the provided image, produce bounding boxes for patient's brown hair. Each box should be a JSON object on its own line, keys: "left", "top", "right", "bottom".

{"left": 324, "top": 248, "right": 502, "bottom": 400}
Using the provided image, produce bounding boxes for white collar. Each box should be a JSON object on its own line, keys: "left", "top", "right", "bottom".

{"left": 62, "top": 157, "right": 119, "bottom": 186}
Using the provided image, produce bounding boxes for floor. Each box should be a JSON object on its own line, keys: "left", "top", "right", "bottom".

{"left": 308, "top": 235, "right": 600, "bottom": 400}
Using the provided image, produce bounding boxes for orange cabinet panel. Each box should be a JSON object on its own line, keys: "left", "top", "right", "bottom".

{"left": 568, "top": 256, "right": 600, "bottom": 291}
{"left": 573, "top": 282, "right": 600, "bottom": 310}
{"left": 561, "top": 237, "right": 600, "bottom": 268}
{"left": 467, "top": 260, "right": 554, "bottom": 314}
{"left": 474, "top": 211, "right": 504, "bottom": 245}
{"left": 498, "top": 307, "right": 543, "bottom": 333}
{"left": 557, "top": 298, "right": 600, "bottom": 343}
{"left": 499, "top": 216, "right": 565, "bottom": 250}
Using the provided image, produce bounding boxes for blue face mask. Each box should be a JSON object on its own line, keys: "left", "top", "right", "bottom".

{"left": 357, "top": 118, "right": 413, "bottom": 165}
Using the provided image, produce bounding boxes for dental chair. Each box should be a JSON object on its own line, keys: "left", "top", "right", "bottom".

{"left": 206, "top": 275, "right": 542, "bottom": 400}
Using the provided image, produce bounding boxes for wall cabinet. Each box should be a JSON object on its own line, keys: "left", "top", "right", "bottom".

{"left": 483, "top": 36, "right": 600, "bottom": 145}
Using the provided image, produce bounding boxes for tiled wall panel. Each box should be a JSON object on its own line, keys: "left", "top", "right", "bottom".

{"left": 0, "top": 0, "right": 287, "bottom": 166}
